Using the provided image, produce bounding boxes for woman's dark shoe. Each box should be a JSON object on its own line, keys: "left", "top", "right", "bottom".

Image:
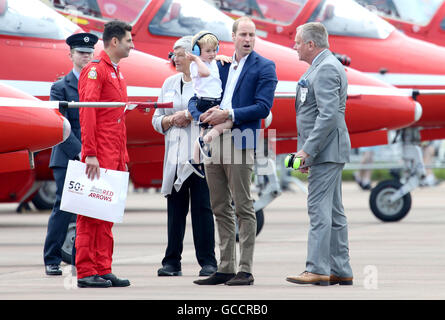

{"left": 157, "top": 265, "right": 182, "bottom": 276}
{"left": 199, "top": 265, "right": 217, "bottom": 276}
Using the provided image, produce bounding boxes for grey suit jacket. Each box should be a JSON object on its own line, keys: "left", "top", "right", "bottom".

{"left": 296, "top": 49, "right": 351, "bottom": 167}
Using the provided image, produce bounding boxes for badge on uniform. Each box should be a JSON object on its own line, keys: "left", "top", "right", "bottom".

{"left": 88, "top": 67, "right": 97, "bottom": 80}
{"left": 300, "top": 88, "right": 308, "bottom": 103}
{"left": 298, "top": 79, "right": 309, "bottom": 104}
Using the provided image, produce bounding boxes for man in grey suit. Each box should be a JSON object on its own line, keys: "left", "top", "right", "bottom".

{"left": 43, "top": 33, "right": 98, "bottom": 276}
{"left": 286, "top": 22, "right": 353, "bottom": 286}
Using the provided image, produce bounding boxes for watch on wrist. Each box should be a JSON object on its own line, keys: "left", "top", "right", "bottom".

{"left": 227, "top": 110, "right": 233, "bottom": 121}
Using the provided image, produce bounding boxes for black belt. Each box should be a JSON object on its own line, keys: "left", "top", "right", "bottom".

{"left": 198, "top": 97, "right": 221, "bottom": 102}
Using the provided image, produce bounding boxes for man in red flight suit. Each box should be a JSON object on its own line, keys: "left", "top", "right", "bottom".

{"left": 76, "top": 20, "right": 134, "bottom": 288}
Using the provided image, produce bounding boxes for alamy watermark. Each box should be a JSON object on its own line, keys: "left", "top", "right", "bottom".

{"left": 363, "top": 265, "right": 378, "bottom": 289}
{"left": 62, "top": 265, "right": 78, "bottom": 290}
{"left": 165, "top": 127, "right": 277, "bottom": 171}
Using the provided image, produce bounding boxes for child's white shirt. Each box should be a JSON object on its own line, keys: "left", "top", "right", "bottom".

{"left": 190, "top": 60, "right": 222, "bottom": 99}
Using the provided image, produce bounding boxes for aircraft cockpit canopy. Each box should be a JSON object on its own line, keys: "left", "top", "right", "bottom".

{"left": 50, "top": 0, "right": 151, "bottom": 25}
{"left": 214, "top": 0, "right": 307, "bottom": 25}
{"left": 149, "top": 0, "right": 233, "bottom": 42}
{"left": 357, "top": 0, "right": 443, "bottom": 27}
{"left": 0, "top": 0, "right": 79, "bottom": 39}
{"left": 308, "top": 0, "right": 395, "bottom": 39}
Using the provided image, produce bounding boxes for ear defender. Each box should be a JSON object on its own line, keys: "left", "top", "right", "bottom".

{"left": 168, "top": 51, "right": 176, "bottom": 67}
{"left": 191, "top": 41, "right": 201, "bottom": 56}
{"left": 191, "top": 32, "right": 219, "bottom": 56}
{"left": 284, "top": 153, "right": 302, "bottom": 170}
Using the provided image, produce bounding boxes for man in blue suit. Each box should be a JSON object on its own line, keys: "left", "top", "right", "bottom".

{"left": 194, "top": 17, "right": 277, "bottom": 286}
{"left": 43, "top": 33, "right": 98, "bottom": 276}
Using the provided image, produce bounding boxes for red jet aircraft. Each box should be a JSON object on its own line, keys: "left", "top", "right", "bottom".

{"left": 0, "top": 82, "right": 70, "bottom": 204}
{"left": 356, "top": 0, "right": 445, "bottom": 47}
{"left": 3, "top": 0, "right": 421, "bottom": 224}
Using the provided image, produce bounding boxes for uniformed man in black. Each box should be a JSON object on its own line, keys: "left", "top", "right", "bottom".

{"left": 43, "top": 33, "right": 98, "bottom": 276}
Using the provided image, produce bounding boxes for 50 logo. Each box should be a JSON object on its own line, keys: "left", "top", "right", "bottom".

{"left": 68, "top": 180, "right": 84, "bottom": 193}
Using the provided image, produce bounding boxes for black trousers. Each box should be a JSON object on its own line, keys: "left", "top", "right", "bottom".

{"left": 162, "top": 173, "right": 217, "bottom": 269}
{"left": 43, "top": 167, "right": 76, "bottom": 266}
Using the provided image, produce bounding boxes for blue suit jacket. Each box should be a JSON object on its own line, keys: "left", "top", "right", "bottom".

{"left": 218, "top": 50, "right": 277, "bottom": 149}
{"left": 49, "top": 71, "right": 82, "bottom": 168}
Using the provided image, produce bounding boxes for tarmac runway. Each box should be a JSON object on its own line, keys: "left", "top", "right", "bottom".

{"left": 1, "top": 181, "right": 444, "bottom": 302}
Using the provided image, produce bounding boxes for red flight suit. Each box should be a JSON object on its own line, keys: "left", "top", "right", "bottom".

{"left": 76, "top": 50, "right": 129, "bottom": 279}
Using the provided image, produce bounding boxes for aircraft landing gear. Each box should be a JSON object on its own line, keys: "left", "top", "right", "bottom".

{"left": 61, "top": 221, "right": 76, "bottom": 264}
{"left": 251, "top": 156, "right": 282, "bottom": 236}
{"left": 31, "top": 181, "right": 56, "bottom": 210}
{"left": 369, "top": 179, "right": 412, "bottom": 222}
{"left": 369, "top": 128, "right": 425, "bottom": 222}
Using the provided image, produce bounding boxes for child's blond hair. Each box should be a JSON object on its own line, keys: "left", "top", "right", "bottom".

{"left": 192, "top": 31, "right": 219, "bottom": 55}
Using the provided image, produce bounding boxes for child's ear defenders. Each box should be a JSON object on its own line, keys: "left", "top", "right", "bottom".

{"left": 192, "top": 32, "right": 220, "bottom": 56}
{"left": 284, "top": 153, "right": 302, "bottom": 170}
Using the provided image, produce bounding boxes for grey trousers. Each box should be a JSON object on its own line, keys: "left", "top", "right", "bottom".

{"left": 306, "top": 162, "right": 353, "bottom": 277}
{"left": 204, "top": 132, "right": 256, "bottom": 274}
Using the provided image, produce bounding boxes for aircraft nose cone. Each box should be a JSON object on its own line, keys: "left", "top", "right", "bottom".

{"left": 414, "top": 101, "right": 423, "bottom": 122}
{"left": 62, "top": 116, "right": 71, "bottom": 143}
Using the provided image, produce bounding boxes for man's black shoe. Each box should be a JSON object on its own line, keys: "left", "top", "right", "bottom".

{"left": 45, "top": 264, "right": 62, "bottom": 276}
{"left": 199, "top": 265, "right": 217, "bottom": 276}
{"left": 158, "top": 265, "right": 182, "bottom": 276}
{"left": 225, "top": 272, "right": 254, "bottom": 286}
{"left": 101, "top": 273, "right": 130, "bottom": 287}
{"left": 193, "top": 272, "right": 235, "bottom": 285}
{"left": 77, "top": 275, "right": 112, "bottom": 288}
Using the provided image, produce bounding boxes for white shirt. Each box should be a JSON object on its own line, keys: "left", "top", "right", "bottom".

{"left": 72, "top": 68, "right": 80, "bottom": 79}
{"left": 219, "top": 53, "right": 250, "bottom": 120}
{"left": 152, "top": 73, "right": 200, "bottom": 196}
{"left": 190, "top": 60, "right": 222, "bottom": 99}
{"left": 311, "top": 49, "right": 328, "bottom": 66}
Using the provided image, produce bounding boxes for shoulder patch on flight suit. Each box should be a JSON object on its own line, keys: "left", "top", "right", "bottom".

{"left": 88, "top": 67, "right": 97, "bottom": 80}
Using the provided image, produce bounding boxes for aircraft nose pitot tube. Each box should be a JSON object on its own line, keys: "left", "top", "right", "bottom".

{"left": 62, "top": 116, "right": 71, "bottom": 143}
{"left": 414, "top": 101, "right": 423, "bottom": 123}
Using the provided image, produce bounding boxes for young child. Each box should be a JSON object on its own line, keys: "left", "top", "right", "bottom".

{"left": 186, "top": 31, "right": 233, "bottom": 178}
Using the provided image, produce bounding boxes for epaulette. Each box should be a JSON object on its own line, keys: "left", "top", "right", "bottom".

{"left": 91, "top": 58, "right": 101, "bottom": 63}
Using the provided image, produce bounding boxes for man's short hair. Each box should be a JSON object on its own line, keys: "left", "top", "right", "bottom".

{"left": 297, "top": 22, "right": 329, "bottom": 49}
{"left": 103, "top": 20, "right": 132, "bottom": 47}
{"left": 232, "top": 16, "right": 255, "bottom": 34}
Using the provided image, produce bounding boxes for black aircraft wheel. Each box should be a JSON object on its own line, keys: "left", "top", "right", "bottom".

{"left": 32, "top": 181, "right": 57, "bottom": 210}
{"left": 61, "top": 222, "right": 76, "bottom": 264}
{"left": 235, "top": 209, "right": 264, "bottom": 242}
{"left": 369, "top": 180, "right": 411, "bottom": 222}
